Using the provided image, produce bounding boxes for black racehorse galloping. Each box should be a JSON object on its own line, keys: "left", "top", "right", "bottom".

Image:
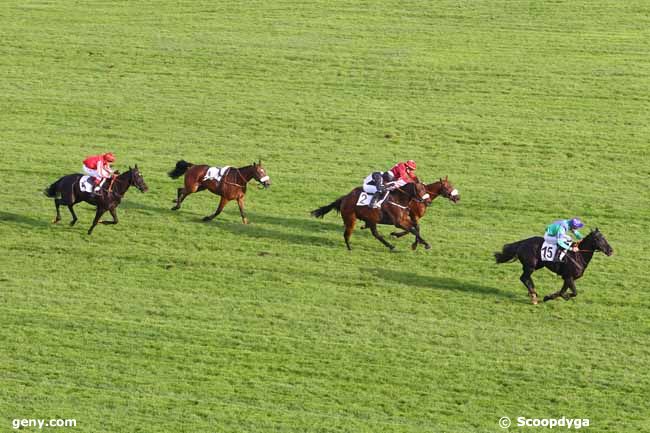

{"left": 494, "top": 229, "right": 613, "bottom": 304}
{"left": 44, "top": 166, "right": 148, "bottom": 235}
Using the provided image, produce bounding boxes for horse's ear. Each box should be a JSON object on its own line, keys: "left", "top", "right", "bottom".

{"left": 129, "top": 166, "right": 132, "bottom": 170}
{"left": 253, "top": 161, "right": 257, "bottom": 167}
{"left": 135, "top": 164, "right": 138, "bottom": 169}
{"left": 445, "top": 175, "right": 448, "bottom": 181}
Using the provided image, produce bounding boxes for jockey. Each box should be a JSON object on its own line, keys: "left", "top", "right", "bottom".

{"left": 83, "top": 152, "right": 115, "bottom": 193}
{"left": 544, "top": 218, "right": 585, "bottom": 257}
{"left": 363, "top": 160, "right": 417, "bottom": 208}
{"left": 388, "top": 160, "right": 418, "bottom": 186}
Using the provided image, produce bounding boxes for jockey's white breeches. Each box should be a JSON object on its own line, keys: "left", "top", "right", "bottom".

{"left": 83, "top": 165, "right": 101, "bottom": 179}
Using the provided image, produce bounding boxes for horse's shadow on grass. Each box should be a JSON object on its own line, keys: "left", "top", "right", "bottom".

{"left": 371, "top": 269, "right": 520, "bottom": 301}
{"left": 212, "top": 218, "right": 341, "bottom": 248}
{"left": 0, "top": 211, "right": 50, "bottom": 229}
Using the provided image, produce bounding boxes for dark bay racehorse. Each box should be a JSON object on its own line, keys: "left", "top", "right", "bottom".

{"left": 390, "top": 176, "right": 460, "bottom": 250}
{"left": 494, "top": 229, "right": 613, "bottom": 304}
{"left": 44, "top": 166, "right": 148, "bottom": 235}
{"left": 168, "top": 160, "right": 270, "bottom": 224}
{"left": 311, "top": 182, "right": 432, "bottom": 251}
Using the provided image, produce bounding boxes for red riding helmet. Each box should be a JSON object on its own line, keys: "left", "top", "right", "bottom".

{"left": 103, "top": 152, "right": 116, "bottom": 163}
{"left": 405, "top": 160, "right": 417, "bottom": 170}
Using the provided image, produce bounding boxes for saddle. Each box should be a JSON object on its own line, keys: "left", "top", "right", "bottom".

{"left": 203, "top": 166, "right": 230, "bottom": 183}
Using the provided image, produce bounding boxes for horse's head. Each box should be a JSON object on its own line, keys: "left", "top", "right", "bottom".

{"left": 129, "top": 165, "right": 149, "bottom": 193}
{"left": 433, "top": 176, "right": 460, "bottom": 203}
{"left": 588, "top": 228, "right": 613, "bottom": 256}
{"left": 252, "top": 160, "right": 271, "bottom": 188}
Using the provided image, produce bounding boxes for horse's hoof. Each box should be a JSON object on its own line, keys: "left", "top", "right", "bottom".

{"left": 69, "top": 221, "right": 77, "bottom": 226}
{"left": 202, "top": 216, "right": 212, "bottom": 222}
{"left": 242, "top": 218, "right": 249, "bottom": 225}
{"left": 424, "top": 243, "right": 432, "bottom": 250}
{"left": 543, "top": 295, "right": 551, "bottom": 302}
{"left": 52, "top": 219, "right": 60, "bottom": 224}
{"left": 171, "top": 206, "right": 179, "bottom": 211}
{"left": 390, "top": 232, "right": 398, "bottom": 237}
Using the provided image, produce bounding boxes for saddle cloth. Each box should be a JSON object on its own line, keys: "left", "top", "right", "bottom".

{"left": 79, "top": 176, "right": 104, "bottom": 193}
{"left": 540, "top": 241, "right": 563, "bottom": 262}
{"left": 203, "top": 166, "right": 230, "bottom": 182}
{"left": 356, "top": 191, "right": 388, "bottom": 207}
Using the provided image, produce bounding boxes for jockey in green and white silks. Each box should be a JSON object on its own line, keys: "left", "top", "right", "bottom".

{"left": 544, "top": 218, "right": 585, "bottom": 252}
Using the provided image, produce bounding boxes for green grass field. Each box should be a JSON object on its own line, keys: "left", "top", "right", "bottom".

{"left": 2, "top": 1, "right": 650, "bottom": 432}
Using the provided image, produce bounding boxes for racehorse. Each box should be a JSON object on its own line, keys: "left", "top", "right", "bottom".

{"left": 494, "top": 228, "right": 613, "bottom": 304}
{"left": 168, "top": 160, "right": 270, "bottom": 224}
{"left": 44, "top": 166, "right": 148, "bottom": 235}
{"left": 311, "top": 181, "right": 432, "bottom": 251}
{"left": 389, "top": 176, "right": 460, "bottom": 249}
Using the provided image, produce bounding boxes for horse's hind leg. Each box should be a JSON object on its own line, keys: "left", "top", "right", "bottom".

{"left": 520, "top": 266, "right": 539, "bottom": 304}
{"left": 342, "top": 214, "right": 356, "bottom": 250}
{"left": 67, "top": 205, "right": 78, "bottom": 226}
{"left": 171, "top": 187, "right": 188, "bottom": 210}
{"left": 52, "top": 199, "right": 62, "bottom": 224}
{"left": 369, "top": 223, "right": 395, "bottom": 251}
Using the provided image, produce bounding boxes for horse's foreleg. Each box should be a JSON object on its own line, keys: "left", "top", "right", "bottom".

{"left": 562, "top": 278, "right": 576, "bottom": 300}
{"left": 88, "top": 208, "right": 106, "bottom": 235}
{"left": 236, "top": 196, "right": 248, "bottom": 224}
{"left": 543, "top": 279, "right": 570, "bottom": 302}
{"left": 390, "top": 230, "right": 409, "bottom": 238}
{"left": 203, "top": 197, "right": 228, "bottom": 222}
{"left": 369, "top": 224, "right": 395, "bottom": 251}
{"left": 101, "top": 208, "right": 118, "bottom": 224}
{"left": 397, "top": 221, "right": 430, "bottom": 251}
{"left": 67, "top": 205, "right": 78, "bottom": 226}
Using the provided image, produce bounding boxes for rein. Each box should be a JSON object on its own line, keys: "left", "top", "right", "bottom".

{"left": 223, "top": 168, "right": 247, "bottom": 188}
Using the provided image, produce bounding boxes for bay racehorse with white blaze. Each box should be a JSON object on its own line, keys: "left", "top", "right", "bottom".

{"left": 168, "top": 160, "right": 270, "bottom": 224}
{"left": 311, "top": 181, "right": 432, "bottom": 251}
{"left": 44, "top": 166, "right": 148, "bottom": 235}
{"left": 389, "top": 176, "right": 460, "bottom": 250}
{"left": 494, "top": 228, "right": 613, "bottom": 304}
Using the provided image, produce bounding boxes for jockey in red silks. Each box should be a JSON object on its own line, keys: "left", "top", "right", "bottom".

{"left": 364, "top": 160, "right": 418, "bottom": 208}
{"left": 388, "top": 160, "right": 418, "bottom": 187}
{"left": 83, "top": 152, "right": 115, "bottom": 193}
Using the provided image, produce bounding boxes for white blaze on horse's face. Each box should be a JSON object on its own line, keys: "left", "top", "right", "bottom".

{"left": 451, "top": 189, "right": 458, "bottom": 197}
{"left": 421, "top": 193, "right": 430, "bottom": 201}
{"left": 257, "top": 167, "right": 270, "bottom": 187}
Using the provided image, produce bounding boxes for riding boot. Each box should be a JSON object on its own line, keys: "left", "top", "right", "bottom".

{"left": 370, "top": 189, "right": 387, "bottom": 208}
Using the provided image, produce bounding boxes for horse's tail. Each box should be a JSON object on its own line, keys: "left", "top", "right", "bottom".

{"left": 311, "top": 197, "right": 343, "bottom": 218}
{"left": 168, "top": 160, "right": 194, "bottom": 179}
{"left": 44, "top": 178, "right": 61, "bottom": 198}
{"left": 494, "top": 241, "right": 521, "bottom": 263}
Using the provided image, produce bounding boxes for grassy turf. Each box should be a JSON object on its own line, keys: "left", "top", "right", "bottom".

{"left": 1, "top": 1, "right": 649, "bottom": 432}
